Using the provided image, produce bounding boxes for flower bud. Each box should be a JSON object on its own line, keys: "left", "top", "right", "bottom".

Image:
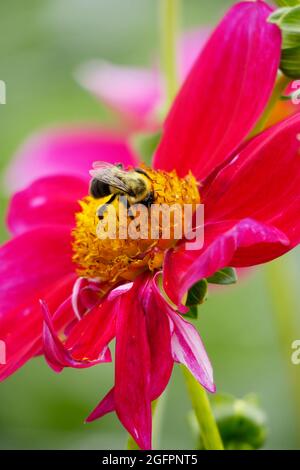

{"left": 190, "top": 394, "right": 267, "bottom": 450}
{"left": 270, "top": 5, "right": 300, "bottom": 78}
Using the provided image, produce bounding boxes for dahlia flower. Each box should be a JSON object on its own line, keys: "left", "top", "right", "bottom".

{"left": 1, "top": 0, "right": 300, "bottom": 450}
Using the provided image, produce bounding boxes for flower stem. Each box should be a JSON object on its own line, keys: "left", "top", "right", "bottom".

{"left": 160, "top": 0, "right": 180, "bottom": 108}
{"left": 249, "top": 73, "right": 290, "bottom": 138}
{"left": 182, "top": 366, "right": 224, "bottom": 450}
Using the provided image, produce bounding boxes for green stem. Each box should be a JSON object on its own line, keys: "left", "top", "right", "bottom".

{"left": 182, "top": 366, "right": 224, "bottom": 450}
{"left": 249, "top": 73, "right": 290, "bottom": 138}
{"left": 160, "top": 0, "right": 180, "bottom": 108}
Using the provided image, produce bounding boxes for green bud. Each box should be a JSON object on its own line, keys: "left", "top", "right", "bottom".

{"left": 274, "top": 1, "right": 300, "bottom": 7}
{"left": 190, "top": 393, "right": 267, "bottom": 450}
{"left": 281, "top": 46, "right": 300, "bottom": 78}
{"left": 269, "top": 6, "right": 300, "bottom": 78}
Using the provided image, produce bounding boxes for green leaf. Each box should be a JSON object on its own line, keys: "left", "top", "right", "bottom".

{"left": 207, "top": 267, "right": 237, "bottom": 285}
{"left": 131, "top": 131, "right": 161, "bottom": 166}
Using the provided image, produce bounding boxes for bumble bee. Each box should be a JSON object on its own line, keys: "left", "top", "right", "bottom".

{"left": 89, "top": 162, "right": 154, "bottom": 219}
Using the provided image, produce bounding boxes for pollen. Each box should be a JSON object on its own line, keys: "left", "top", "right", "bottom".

{"left": 72, "top": 167, "right": 200, "bottom": 286}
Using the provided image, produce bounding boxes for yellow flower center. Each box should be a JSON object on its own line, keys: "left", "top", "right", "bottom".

{"left": 72, "top": 166, "right": 200, "bottom": 288}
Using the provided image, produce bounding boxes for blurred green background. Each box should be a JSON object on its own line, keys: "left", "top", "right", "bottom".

{"left": 0, "top": 0, "right": 300, "bottom": 450}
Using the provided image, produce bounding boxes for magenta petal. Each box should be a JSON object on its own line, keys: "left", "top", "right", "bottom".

{"left": 86, "top": 279, "right": 173, "bottom": 426}
{"left": 203, "top": 114, "right": 300, "bottom": 253}
{"left": 64, "top": 300, "right": 117, "bottom": 362}
{"left": 42, "top": 301, "right": 111, "bottom": 371}
{"left": 76, "top": 61, "right": 161, "bottom": 126}
{"left": 144, "top": 278, "right": 173, "bottom": 400}
{"left": 167, "top": 309, "right": 215, "bottom": 393}
{"left": 0, "top": 226, "right": 75, "bottom": 380}
{"left": 4, "top": 127, "right": 138, "bottom": 193}
{"left": 115, "top": 279, "right": 152, "bottom": 450}
{"left": 0, "top": 227, "right": 74, "bottom": 313}
{"left": 86, "top": 388, "right": 115, "bottom": 422}
{"left": 0, "top": 274, "right": 76, "bottom": 381}
{"left": 164, "top": 219, "right": 289, "bottom": 308}
{"left": 7, "top": 175, "right": 87, "bottom": 236}
{"left": 154, "top": 1, "right": 281, "bottom": 180}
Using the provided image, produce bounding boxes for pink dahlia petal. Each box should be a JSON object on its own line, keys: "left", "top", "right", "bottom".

{"left": 86, "top": 388, "right": 115, "bottom": 422}
{"left": 64, "top": 282, "right": 133, "bottom": 362}
{"left": 154, "top": 1, "right": 281, "bottom": 180}
{"left": 0, "top": 227, "right": 75, "bottom": 380}
{"left": 115, "top": 277, "right": 152, "bottom": 450}
{"left": 0, "top": 274, "right": 76, "bottom": 381}
{"left": 4, "top": 127, "right": 138, "bottom": 193}
{"left": 42, "top": 300, "right": 111, "bottom": 372}
{"left": 144, "top": 278, "right": 173, "bottom": 400}
{"left": 203, "top": 114, "right": 300, "bottom": 252}
{"left": 0, "top": 227, "right": 74, "bottom": 314}
{"left": 76, "top": 60, "right": 161, "bottom": 128}
{"left": 164, "top": 219, "right": 289, "bottom": 308}
{"left": 7, "top": 175, "right": 87, "bottom": 236}
{"left": 64, "top": 300, "right": 117, "bottom": 362}
{"left": 86, "top": 278, "right": 174, "bottom": 426}
{"left": 70, "top": 278, "right": 104, "bottom": 320}
{"left": 167, "top": 308, "right": 215, "bottom": 393}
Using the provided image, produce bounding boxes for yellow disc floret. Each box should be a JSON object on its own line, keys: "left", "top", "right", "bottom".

{"left": 72, "top": 166, "right": 200, "bottom": 286}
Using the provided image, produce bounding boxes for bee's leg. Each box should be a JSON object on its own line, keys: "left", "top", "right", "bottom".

{"left": 97, "top": 193, "right": 117, "bottom": 219}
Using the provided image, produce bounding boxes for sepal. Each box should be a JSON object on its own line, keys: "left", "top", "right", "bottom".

{"left": 207, "top": 267, "right": 237, "bottom": 285}
{"left": 185, "top": 280, "right": 207, "bottom": 319}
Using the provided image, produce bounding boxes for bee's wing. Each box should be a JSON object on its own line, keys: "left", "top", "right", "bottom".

{"left": 92, "top": 161, "right": 115, "bottom": 170}
{"left": 90, "top": 163, "right": 131, "bottom": 194}
{"left": 89, "top": 162, "right": 115, "bottom": 179}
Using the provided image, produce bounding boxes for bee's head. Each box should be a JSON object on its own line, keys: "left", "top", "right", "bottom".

{"left": 90, "top": 178, "right": 111, "bottom": 199}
